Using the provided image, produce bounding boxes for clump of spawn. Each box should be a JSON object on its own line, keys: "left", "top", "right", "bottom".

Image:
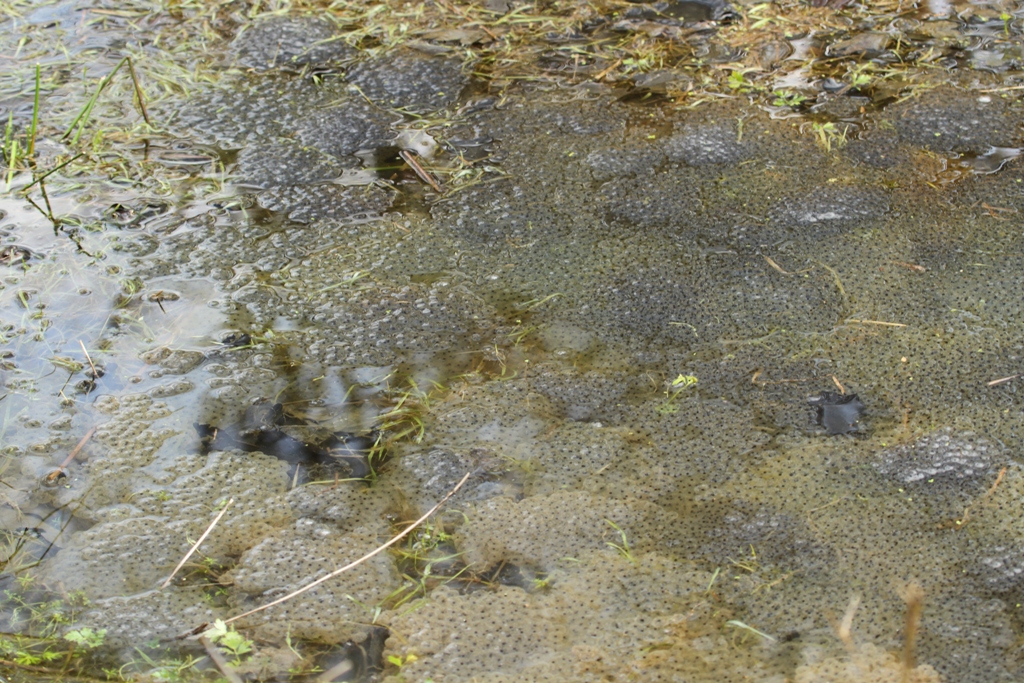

{"left": 958, "top": 466, "right": 1024, "bottom": 600}
{"left": 396, "top": 363, "right": 1014, "bottom": 681}
{"left": 442, "top": 96, "right": 864, "bottom": 353}
{"left": 170, "top": 74, "right": 341, "bottom": 148}
{"left": 886, "top": 86, "right": 1021, "bottom": 153}
{"left": 257, "top": 183, "right": 396, "bottom": 224}
{"left": 663, "top": 120, "right": 757, "bottom": 166}
{"left": 370, "top": 377, "right": 911, "bottom": 681}
{"left": 583, "top": 141, "right": 665, "bottom": 182}
{"left": 382, "top": 446, "right": 517, "bottom": 511}
{"left": 680, "top": 429, "right": 1019, "bottom": 682}
{"left": 29, "top": 19, "right": 1024, "bottom": 682}
{"left": 795, "top": 643, "right": 941, "bottom": 683}
{"left": 344, "top": 48, "right": 468, "bottom": 111}
{"left": 233, "top": 141, "right": 356, "bottom": 188}
{"left": 452, "top": 490, "right": 679, "bottom": 569}
{"left": 44, "top": 394, "right": 180, "bottom": 514}
{"left": 767, "top": 185, "right": 889, "bottom": 233}
{"left": 124, "top": 208, "right": 504, "bottom": 370}
{"left": 379, "top": 550, "right": 791, "bottom": 682}
{"left": 71, "top": 587, "right": 219, "bottom": 651}
{"left": 873, "top": 428, "right": 1001, "bottom": 523}
{"left": 399, "top": 370, "right": 991, "bottom": 679}
{"left": 224, "top": 514, "right": 400, "bottom": 644}
{"left": 417, "top": 377, "right": 652, "bottom": 498}
{"left": 49, "top": 398, "right": 398, "bottom": 650}
{"left": 230, "top": 15, "right": 356, "bottom": 72}
{"left": 874, "top": 428, "right": 998, "bottom": 486}
{"left": 35, "top": 395, "right": 292, "bottom": 642}
{"left": 43, "top": 440, "right": 292, "bottom": 601}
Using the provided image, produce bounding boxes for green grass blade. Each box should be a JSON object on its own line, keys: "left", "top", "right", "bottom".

{"left": 19, "top": 153, "right": 82, "bottom": 194}
{"left": 27, "top": 63, "right": 40, "bottom": 157}
{"left": 6, "top": 138, "right": 19, "bottom": 189}
{"left": 3, "top": 111, "right": 12, "bottom": 165}
{"left": 62, "top": 57, "right": 128, "bottom": 144}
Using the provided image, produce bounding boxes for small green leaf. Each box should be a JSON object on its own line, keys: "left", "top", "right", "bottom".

{"left": 202, "top": 619, "right": 229, "bottom": 643}
{"left": 220, "top": 630, "right": 252, "bottom": 656}
{"left": 65, "top": 627, "right": 106, "bottom": 649}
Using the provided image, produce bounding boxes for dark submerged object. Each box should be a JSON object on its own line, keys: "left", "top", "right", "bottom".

{"left": 0, "top": 245, "right": 33, "bottom": 266}
{"left": 194, "top": 399, "right": 377, "bottom": 478}
{"left": 809, "top": 391, "right": 865, "bottom": 435}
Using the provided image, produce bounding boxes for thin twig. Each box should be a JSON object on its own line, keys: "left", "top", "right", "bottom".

{"left": 900, "top": 582, "right": 924, "bottom": 683}
{"left": 37, "top": 179, "right": 55, "bottom": 222}
{"left": 979, "top": 84, "right": 1024, "bottom": 92}
{"left": 23, "top": 193, "right": 52, "bottom": 224}
{"left": 763, "top": 255, "right": 812, "bottom": 275}
{"left": 987, "top": 374, "right": 1021, "bottom": 386}
{"left": 750, "top": 375, "right": 816, "bottom": 385}
{"left": 0, "top": 658, "right": 67, "bottom": 674}
{"left": 981, "top": 202, "right": 1017, "bottom": 217}
{"left": 806, "top": 495, "right": 850, "bottom": 516}
{"left": 846, "top": 319, "right": 906, "bottom": 327}
{"left": 815, "top": 261, "right": 846, "bottom": 300}
{"left": 126, "top": 57, "right": 151, "bottom": 125}
{"left": 399, "top": 149, "right": 444, "bottom": 193}
{"left": 593, "top": 58, "right": 622, "bottom": 80}
{"left": 161, "top": 498, "right": 234, "bottom": 588}
{"left": 199, "top": 636, "right": 244, "bottom": 683}
{"left": 222, "top": 471, "right": 471, "bottom": 625}
{"left": 763, "top": 255, "right": 790, "bottom": 274}
{"left": 19, "top": 153, "right": 84, "bottom": 193}
{"left": 79, "top": 340, "right": 98, "bottom": 379}
{"left": 44, "top": 426, "right": 97, "bottom": 484}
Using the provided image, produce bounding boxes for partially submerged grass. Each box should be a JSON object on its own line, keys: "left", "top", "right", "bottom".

{"left": 604, "top": 519, "right": 637, "bottom": 565}
{"left": 0, "top": 0, "right": 1001, "bottom": 240}
{"left": 724, "top": 619, "right": 777, "bottom": 644}
{"left": 61, "top": 56, "right": 151, "bottom": 146}
{"left": 367, "top": 377, "right": 444, "bottom": 478}
{"left": 384, "top": 519, "right": 467, "bottom": 608}
{"left": 0, "top": 586, "right": 107, "bottom": 678}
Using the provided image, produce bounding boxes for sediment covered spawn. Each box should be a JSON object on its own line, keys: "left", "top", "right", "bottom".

{"left": 5, "top": 11, "right": 1023, "bottom": 683}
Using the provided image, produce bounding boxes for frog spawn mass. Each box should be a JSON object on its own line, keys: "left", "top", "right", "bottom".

{"left": 7, "top": 16, "right": 1024, "bottom": 683}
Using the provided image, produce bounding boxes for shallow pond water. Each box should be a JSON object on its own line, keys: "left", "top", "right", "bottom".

{"left": 2, "top": 1, "right": 1024, "bottom": 681}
